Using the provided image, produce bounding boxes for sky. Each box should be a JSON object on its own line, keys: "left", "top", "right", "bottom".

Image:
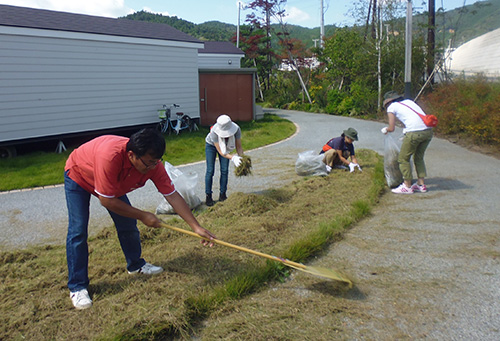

{"left": 0, "top": 0, "right": 472, "bottom": 29}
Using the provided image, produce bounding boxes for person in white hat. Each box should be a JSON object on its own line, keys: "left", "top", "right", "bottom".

{"left": 204, "top": 114, "right": 244, "bottom": 206}
{"left": 381, "top": 91, "right": 433, "bottom": 194}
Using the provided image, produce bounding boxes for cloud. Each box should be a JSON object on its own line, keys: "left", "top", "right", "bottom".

{"left": 285, "top": 6, "right": 311, "bottom": 24}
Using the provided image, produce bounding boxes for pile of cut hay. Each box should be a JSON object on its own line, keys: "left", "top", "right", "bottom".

{"left": 235, "top": 155, "right": 252, "bottom": 176}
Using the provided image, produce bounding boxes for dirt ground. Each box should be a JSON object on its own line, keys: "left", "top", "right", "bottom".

{"left": 441, "top": 134, "right": 500, "bottom": 160}
{"left": 2, "top": 111, "right": 498, "bottom": 339}
{"left": 190, "top": 113, "right": 500, "bottom": 340}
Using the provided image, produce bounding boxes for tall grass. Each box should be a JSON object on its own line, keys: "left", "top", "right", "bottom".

{"left": 0, "top": 114, "right": 295, "bottom": 191}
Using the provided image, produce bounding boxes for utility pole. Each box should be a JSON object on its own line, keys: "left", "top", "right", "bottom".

{"left": 320, "top": 0, "right": 325, "bottom": 47}
{"left": 312, "top": 39, "right": 319, "bottom": 48}
{"left": 404, "top": 0, "right": 412, "bottom": 99}
{"left": 237, "top": 1, "right": 241, "bottom": 48}
{"left": 427, "top": 0, "right": 435, "bottom": 84}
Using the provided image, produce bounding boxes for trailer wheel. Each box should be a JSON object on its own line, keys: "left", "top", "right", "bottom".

{"left": 0, "top": 146, "right": 17, "bottom": 158}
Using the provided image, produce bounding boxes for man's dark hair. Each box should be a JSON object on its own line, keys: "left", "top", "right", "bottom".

{"left": 126, "top": 128, "right": 165, "bottom": 159}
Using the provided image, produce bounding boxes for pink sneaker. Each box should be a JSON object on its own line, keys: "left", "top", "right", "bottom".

{"left": 391, "top": 183, "right": 414, "bottom": 194}
{"left": 411, "top": 183, "right": 427, "bottom": 193}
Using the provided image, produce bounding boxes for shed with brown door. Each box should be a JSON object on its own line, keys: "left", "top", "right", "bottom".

{"left": 198, "top": 42, "right": 256, "bottom": 126}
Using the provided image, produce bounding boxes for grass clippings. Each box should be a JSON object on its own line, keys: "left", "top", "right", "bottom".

{"left": 0, "top": 149, "right": 384, "bottom": 340}
{"left": 234, "top": 155, "right": 252, "bottom": 177}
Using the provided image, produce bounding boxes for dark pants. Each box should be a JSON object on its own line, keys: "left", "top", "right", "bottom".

{"left": 205, "top": 143, "right": 230, "bottom": 195}
{"left": 64, "top": 171, "right": 145, "bottom": 292}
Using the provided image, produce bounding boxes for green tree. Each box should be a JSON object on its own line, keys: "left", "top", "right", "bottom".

{"left": 236, "top": 25, "right": 273, "bottom": 101}
{"left": 315, "top": 27, "right": 377, "bottom": 115}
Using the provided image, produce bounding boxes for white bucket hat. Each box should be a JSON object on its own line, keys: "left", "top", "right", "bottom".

{"left": 212, "top": 115, "right": 238, "bottom": 137}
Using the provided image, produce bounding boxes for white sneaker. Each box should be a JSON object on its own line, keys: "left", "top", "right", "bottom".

{"left": 128, "top": 262, "right": 163, "bottom": 275}
{"left": 411, "top": 183, "right": 428, "bottom": 193}
{"left": 70, "top": 289, "right": 92, "bottom": 310}
{"left": 391, "top": 183, "right": 414, "bottom": 194}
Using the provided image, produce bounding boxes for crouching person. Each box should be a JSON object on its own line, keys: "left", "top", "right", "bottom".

{"left": 320, "top": 127, "right": 362, "bottom": 173}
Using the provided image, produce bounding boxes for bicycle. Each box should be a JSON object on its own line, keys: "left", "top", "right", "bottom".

{"left": 157, "top": 104, "right": 198, "bottom": 135}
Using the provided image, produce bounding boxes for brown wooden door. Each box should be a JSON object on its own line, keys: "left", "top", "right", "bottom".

{"left": 199, "top": 73, "right": 253, "bottom": 126}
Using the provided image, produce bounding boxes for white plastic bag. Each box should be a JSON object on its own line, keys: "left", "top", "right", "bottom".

{"left": 295, "top": 150, "right": 328, "bottom": 176}
{"left": 156, "top": 162, "right": 201, "bottom": 214}
{"left": 384, "top": 134, "right": 403, "bottom": 188}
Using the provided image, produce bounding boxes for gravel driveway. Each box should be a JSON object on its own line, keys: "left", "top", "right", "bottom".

{"left": 1, "top": 109, "right": 499, "bottom": 339}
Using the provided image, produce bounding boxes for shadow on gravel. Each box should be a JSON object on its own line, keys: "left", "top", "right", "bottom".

{"left": 308, "top": 281, "right": 367, "bottom": 301}
{"left": 425, "top": 177, "right": 473, "bottom": 191}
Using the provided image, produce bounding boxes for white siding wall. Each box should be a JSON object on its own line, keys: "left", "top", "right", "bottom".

{"left": 0, "top": 28, "right": 202, "bottom": 143}
{"left": 447, "top": 27, "right": 500, "bottom": 78}
{"left": 198, "top": 53, "right": 243, "bottom": 70}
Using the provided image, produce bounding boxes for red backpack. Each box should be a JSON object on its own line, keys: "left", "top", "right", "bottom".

{"left": 400, "top": 102, "right": 438, "bottom": 127}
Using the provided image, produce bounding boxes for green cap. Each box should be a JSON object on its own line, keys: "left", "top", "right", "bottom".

{"left": 343, "top": 127, "right": 358, "bottom": 141}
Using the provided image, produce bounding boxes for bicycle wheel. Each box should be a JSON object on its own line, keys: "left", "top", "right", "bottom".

{"left": 156, "top": 121, "right": 164, "bottom": 133}
{"left": 157, "top": 120, "right": 171, "bottom": 135}
{"left": 181, "top": 115, "right": 192, "bottom": 132}
{"left": 165, "top": 120, "right": 173, "bottom": 135}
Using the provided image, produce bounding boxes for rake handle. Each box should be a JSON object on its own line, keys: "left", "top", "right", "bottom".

{"left": 160, "top": 222, "right": 306, "bottom": 270}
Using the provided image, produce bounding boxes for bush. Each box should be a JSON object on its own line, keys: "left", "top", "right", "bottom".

{"left": 421, "top": 76, "right": 500, "bottom": 145}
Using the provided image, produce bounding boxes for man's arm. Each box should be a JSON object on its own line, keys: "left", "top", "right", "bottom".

{"left": 99, "top": 196, "right": 158, "bottom": 227}
{"left": 164, "top": 192, "right": 216, "bottom": 245}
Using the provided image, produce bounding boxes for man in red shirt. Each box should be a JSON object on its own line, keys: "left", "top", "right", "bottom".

{"left": 64, "top": 128, "right": 215, "bottom": 310}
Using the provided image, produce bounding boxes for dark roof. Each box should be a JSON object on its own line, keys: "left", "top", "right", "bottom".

{"left": 0, "top": 5, "right": 201, "bottom": 44}
{"left": 199, "top": 41, "right": 244, "bottom": 55}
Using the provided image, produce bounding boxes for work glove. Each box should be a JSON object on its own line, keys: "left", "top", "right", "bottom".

{"left": 231, "top": 155, "right": 242, "bottom": 167}
{"left": 381, "top": 127, "right": 389, "bottom": 135}
{"left": 402, "top": 128, "right": 408, "bottom": 135}
{"left": 349, "top": 162, "right": 356, "bottom": 173}
{"left": 349, "top": 163, "right": 362, "bottom": 173}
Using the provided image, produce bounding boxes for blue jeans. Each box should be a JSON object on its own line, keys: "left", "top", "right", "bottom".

{"left": 64, "top": 171, "right": 145, "bottom": 292}
{"left": 205, "top": 143, "right": 230, "bottom": 195}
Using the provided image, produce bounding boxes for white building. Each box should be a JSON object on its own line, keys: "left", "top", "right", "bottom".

{"left": 0, "top": 5, "right": 203, "bottom": 155}
{"left": 444, "top": 27, "right": 500, "bottom": 79}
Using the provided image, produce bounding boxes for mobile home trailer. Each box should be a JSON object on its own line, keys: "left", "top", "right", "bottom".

{"left": 0, "top": 5, "right": 203, "bottom": 157}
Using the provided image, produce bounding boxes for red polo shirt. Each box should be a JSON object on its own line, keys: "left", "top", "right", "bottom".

{"left": 65, "top": 135, "right": 175, "bottom": 198}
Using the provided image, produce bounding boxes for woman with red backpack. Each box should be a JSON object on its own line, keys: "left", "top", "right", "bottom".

{"left": 381, "top": 91, "right": 434, "bottom": 194}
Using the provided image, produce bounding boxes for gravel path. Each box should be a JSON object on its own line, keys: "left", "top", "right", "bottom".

{"left": 0, "top": 110, "right": 386, "bottom": 251}
{"left": 1, "top": 109, "right": 499, "bottom": 339}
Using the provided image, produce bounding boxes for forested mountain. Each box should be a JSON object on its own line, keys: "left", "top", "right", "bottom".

{"left": 415, "top": 0, "right": 500, "bottom": 47}
{"left": 122, "top": 0, "right": 500, "bottom": 49}
{"left": 121, "top": 11, "right": 236, "bottom": 41}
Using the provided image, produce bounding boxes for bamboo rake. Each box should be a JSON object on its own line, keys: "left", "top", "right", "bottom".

{"left": 160, "top": 222, "right": 353, "bottom": 287}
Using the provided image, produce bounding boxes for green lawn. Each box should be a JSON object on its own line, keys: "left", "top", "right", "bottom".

{"left": 0, "top": 114, "right": 295, "bottom": 191}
